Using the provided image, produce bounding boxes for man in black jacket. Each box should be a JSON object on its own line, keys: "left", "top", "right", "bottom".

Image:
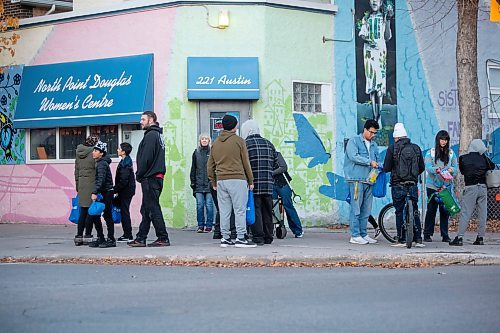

{"left": 128, "top": 111, "right": 170, "bottom": 247}
{"left": 383, "top": 123, "right": 425, "bottom": 247}
{"left": 115, "top": 142, "right": 136, "bottom": 242}
{"left": 450, "top": 139, "right": 495, "bottom": 246}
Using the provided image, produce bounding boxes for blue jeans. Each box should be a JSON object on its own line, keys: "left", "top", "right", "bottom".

{"left": 348, "top": 182, "right": 373, "bottom": 238}
{"left": 195, "top": 192, "right": 214, "bottom": 228}
{"left": 273, "top": 184, "right": 303, "bottom": 236}
{"left": 392, "top": 184, "right": 422, "bottom": 242}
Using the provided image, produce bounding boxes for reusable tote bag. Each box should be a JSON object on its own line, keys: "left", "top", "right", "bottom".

{"left": 68, "top": 195, "right": 80, "bottom": 224}
{"left": 372, "top": 170, "right": 387, "bottom": 198}
{"left": 246, "top": 190, "right": 256, "bottom": 225}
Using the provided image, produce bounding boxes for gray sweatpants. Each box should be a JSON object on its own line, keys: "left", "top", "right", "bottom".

{"left": 217, "top": 179, "right": 248, "bottom": 240}
{"left": 458, "top": 184, "right": 488, "bottom": 237}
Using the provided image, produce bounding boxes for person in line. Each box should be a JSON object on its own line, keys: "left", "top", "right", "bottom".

{"left": 74, "top": 134, "right": 100, "bottom": 246}
{"left": 128, "top": 111, "right": 170, "bottom": 247}
{"left": 190, "top": 134, "right": 214, "bottom": 233}
{"left": 89, "top": 141, "right": 115, "bottom": 248}
{"left": 114, "top": 142, "right": 136, "bottom": 242}
{"left": 272, "top": 151, "right": 304, "bottom": 238}
{"left": 344, "top": 119, "right": 381, "bottom": 245}
{"left": 423, "top": 130, "right": 457, "bottom": 243}
{"left": 450, "top": 139, "right": 495, "bottom": 246}
{"left": 383, "top": 123, "right": 425, "bottom": 247}
{"left": 241, "top": 119, "right": 278, "bottom": 245}
{"left": 207, "top": 114, "right": 256, "bottom": 248}
{"left": 210, "top": 182, "right": 236, "bottom": 240}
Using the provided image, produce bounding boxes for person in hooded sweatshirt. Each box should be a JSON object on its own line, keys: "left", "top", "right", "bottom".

{"left": 74, "top": 134, "right": 100, "bottom": 246}
{"left": 190, "top": 133, "right": 214, "bottom": 233}
{"left": 241, "top": 119, "right": 278, "bottom": 245}
{"left": 114, "top": 142, "right": 136, "bottom": 242}
{"left": 207, "top": 114, "right": 256, "bottom": 248}
{"left": 89, "top": 141, "right": 115, "bottom": 248}
{"left": 449, "top": 139, "right": 495, "bottom": 246}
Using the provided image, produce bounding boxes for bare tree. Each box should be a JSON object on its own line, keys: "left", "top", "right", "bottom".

{"left": 456, "top": 0, "right": 481, "bottom": 156}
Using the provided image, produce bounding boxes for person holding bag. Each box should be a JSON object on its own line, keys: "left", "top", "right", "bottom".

{"left": 450, "top": 139, "right": 495, "bottom": 246}
{"left": 423, "top": 130, "right": 458, "bottom": 243}
{"left": 74, "top": 135, "right": 100, "bottom": 246}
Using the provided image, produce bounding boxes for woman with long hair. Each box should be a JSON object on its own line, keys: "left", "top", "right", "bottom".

{"left": 423, "top": 130, "right": 458, "bottom": 242}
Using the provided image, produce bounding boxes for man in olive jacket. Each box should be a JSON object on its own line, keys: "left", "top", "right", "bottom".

{"left": 207, "top": 115, "right": 256, "bottom": 248}
{"left": 128, "top": 111, "right": 170, "bottom": 247}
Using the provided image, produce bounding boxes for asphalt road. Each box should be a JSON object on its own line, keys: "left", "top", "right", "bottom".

{"left": 1, "top": 264, "right": 499, "bottom": 333}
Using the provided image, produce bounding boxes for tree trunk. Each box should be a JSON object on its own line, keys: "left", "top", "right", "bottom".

{"left": 456, "top": 0, "right": 481, "bottom": 154}
{"left": 455, "top": 0, "right": 480, "bottom": 197}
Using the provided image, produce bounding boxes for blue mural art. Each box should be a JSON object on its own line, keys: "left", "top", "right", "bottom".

{"left": 286, "top": 113, "right": 331, "bottom": 168}
{"left": 0, "top": 66, "right": 24, "bottom": 164}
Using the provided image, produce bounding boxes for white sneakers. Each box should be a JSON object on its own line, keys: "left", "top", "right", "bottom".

{"left": 350, "top": 236, "right": 368, "bottom": 245}
{"left": 349, "top": 235, "right": 378, "bottom": 245}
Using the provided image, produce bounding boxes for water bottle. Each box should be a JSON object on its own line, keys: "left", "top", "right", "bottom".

{"left": 366, "top": 167, "right": 380, "bottom": 184}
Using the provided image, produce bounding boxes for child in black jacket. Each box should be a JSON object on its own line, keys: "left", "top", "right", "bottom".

{"left": 90, "top": 141, "right": 115, "bottom": 248}
{"left": 114, "top": 142, "right": 136, "bottom": 242}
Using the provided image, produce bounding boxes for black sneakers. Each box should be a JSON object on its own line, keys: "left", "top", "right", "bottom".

{"left": 424, "top": 235, "right": 432, "bottom": 242}
{"left": 99, "top": 238, "right": 117, "bottom": 248}
{"left": 117, "top": 235, "right": 133, "bottom": 243}
{"left": 127, "top": 239, "right": 146, "bottom": 247}
{"left": 196, "top": 227, "right": 205, "bottom": 233}
{"left": 442, "top": 236, "right": 452, "bottom": 243}
{"left": 220, "top": 238, "right": 235, "bottom": 247}
{"left": 234, "top": 238, "right": 257, "bottom": 248}
{"left": 473, "top": 236, "right": 484, "bottom": 245}
{"left": 89, "top": 238, "right": 106, "bottom": 248}
{"left": 449, "top": 236, "right": 463, "bottom": 246}
{"left": 74, "top": 235, "right": 83, "bottom": 246}
{"left": 83, "top": 235, "right": 93, "bottom": 245}
{"left": 148, "top": 239, "right": 170, "bottom": 247}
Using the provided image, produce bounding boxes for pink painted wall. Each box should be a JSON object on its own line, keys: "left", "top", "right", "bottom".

{"left": 0, "top": 8, "right": 176, "bottom": 224}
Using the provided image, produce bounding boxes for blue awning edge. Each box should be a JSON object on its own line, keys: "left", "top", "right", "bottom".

{"left": 13, "top": 54, "right": 154, "bottom": 129}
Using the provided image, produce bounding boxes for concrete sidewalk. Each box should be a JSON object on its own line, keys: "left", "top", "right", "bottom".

{"left": 1, "top": 223, "right": 500, "bottom": 267}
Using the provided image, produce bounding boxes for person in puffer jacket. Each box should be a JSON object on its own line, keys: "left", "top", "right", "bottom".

{"left": 114, "top": 142, "right": 136, "bottom": 242}
{"left": 90, "top": 141, "right": 115, "bottom": 248}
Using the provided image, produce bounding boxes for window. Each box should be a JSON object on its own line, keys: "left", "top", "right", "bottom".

{"left": 27, "top": 124, "right": 139, "bottom": 162}
{"left": 292, "top": 81, "right": 331, "bottom": 113}
{"left": 488, "top": 65, "right": 500, "bottom": 119}
{"left": 30, "top": 128, "right": 56, "bottom": 160}
{"left": 59, "top": 127, "right": 86, "bottom": 159}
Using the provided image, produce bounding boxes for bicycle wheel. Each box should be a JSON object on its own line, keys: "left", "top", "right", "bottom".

{"left": 378, "top": 203, "right": 398, "bottom": 243}
{"left": 405, "top": 199, "right": 414, "bottom": 249}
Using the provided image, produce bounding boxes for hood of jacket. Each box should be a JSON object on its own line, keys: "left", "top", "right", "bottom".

{"left": 76, "top": 144, "right": 93, "bottom": 159}
{"left": 119, "top": 155, "right": 133, "bottom": 168}
{"left": 145, "top": 124, "right": 162, "bottom": 136}
{"left": 98, "top": 154, "right": 112, "bottom": 165}
{"left": 218, "top": 130, "right": 237, "bottom": 142}
{"left": 240, "top": 120, "right": 260, "bottom": 139}
{"left": 468, "top": 139, "right": 487, "bottom": 155}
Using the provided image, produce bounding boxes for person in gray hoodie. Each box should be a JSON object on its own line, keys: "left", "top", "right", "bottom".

{"left": 74, "top": 134, "right": 100, "bottom": 246}
{"left": 450, "top": 139, "right": 495, "bottom": 246}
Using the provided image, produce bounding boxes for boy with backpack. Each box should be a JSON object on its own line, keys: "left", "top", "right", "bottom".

{"left": 383, "top": 123, "right": 425, "bottom": 247}
{"left": 114, "top": 142, "right": 136, "bottom": 242}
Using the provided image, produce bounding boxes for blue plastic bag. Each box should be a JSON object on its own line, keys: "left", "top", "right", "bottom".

{"left": 112, "top": 205, "right": 121, "bottom": 224}
{"left": 246, "top": 190, "right": 255, "bottom": 226}
{"left": 88, "top": 194, "right": 105, "bottom": 216}
{"left": 372, "top": 170, "right": 387, "bottom": 198}
{"left": 68, "top": 195, "right": 80, "bottom": 224}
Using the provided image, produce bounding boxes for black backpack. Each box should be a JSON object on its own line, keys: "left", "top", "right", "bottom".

{"left": 394, "top": 143, "right": 420, "bottom": 182}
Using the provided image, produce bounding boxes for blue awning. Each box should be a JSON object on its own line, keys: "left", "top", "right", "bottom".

{"left": 13, "top": 54, "right": 153, "bottom": 128}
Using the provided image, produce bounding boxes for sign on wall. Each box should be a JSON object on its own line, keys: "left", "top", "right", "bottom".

{"left": 187, "top": 57, "right": 259, "bottom": 100}
{"left": 14, "top": 54, "right": 154, "bottom": 128}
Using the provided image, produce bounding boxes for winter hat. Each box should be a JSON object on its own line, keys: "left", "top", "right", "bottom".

{"left": 94, "top": 141, "right": 107, "bottom": 153}
{"left": 393, "top": 123, "right": 408, "bottom": 138}
{"left": 85, "top": 135, "right": 100, "bottom": 147}
{"left": 222, "top": 115, "right": 238, "bottom": 131}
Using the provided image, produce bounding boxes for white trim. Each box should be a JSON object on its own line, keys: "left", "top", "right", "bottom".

{"left": 20, "top": 0, "right": 337, "bottom": 27}
{"left": 487, "top": 64, "right": 500, "bottom": 119}
{"left": 15, "top": 112, "right": 143, "bottom": 123}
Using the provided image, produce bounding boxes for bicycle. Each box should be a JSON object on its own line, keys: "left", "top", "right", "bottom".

{"left": 378, "top": 183, "right": 418, "bottom": 248}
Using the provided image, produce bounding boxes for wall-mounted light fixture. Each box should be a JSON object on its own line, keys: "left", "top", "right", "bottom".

{"left": 218, "top": 10, "right": 229, "bottom": 29}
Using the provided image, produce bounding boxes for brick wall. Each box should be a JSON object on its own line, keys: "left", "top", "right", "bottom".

{"left": 2, "top": 0, "right": 34, "bottom": 19}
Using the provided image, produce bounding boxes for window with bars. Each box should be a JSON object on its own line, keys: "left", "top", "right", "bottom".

{"left": 293, "top": 82, "right": 322, "bottom": 113}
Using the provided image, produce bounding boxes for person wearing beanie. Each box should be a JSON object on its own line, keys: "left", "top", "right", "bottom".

{"left": 241, "top": 119, "right": 278, "bottom": 245}
{"left": 89, "top": 140, "right": 115, "bottom": 248}
{"left": 423, "top": 130, "right": 457, "bottom": 243}
{"left": 383, "top": 122, "right": 425, "bottom": 247}
{"left": 344, "top": 119, "right": 381, "bottom": 245}
{"left": 73, "top": 134, "right": 101, "bottom": 246}
{"left": 449, "top": 139, "right": 495, "bottom": 246}
{"left": 207, "top": 114, "right": 257, "bottom": 248}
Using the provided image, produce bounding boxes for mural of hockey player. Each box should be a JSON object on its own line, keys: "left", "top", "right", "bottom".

{"left": 358, "top": 0, "right": 394, "bottom": 124}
